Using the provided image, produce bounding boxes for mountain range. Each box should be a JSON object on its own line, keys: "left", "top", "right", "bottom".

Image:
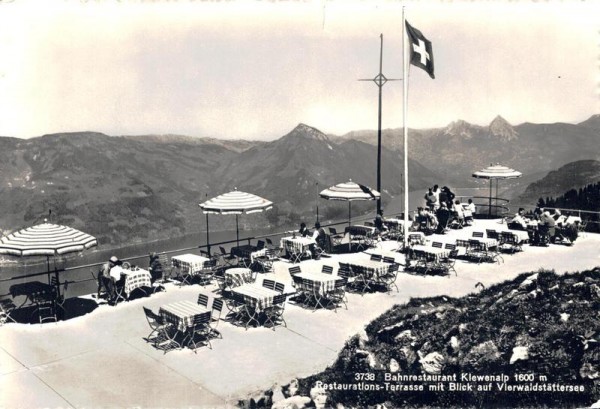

{"left": 0, "top": 115, "right": 597, "bottom": 246}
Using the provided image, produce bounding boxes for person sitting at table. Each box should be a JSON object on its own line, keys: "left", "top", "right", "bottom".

{"left": 97, "top": 256, "right": 121, "bottom": 303}
{"left": 310, "top": 222, "right": 328, "bottom": 258}
{"left": 508, "top": 208, "right": 528, "bottom": 230}
{"left": 451, "top": 200, "right": 465, "bottom": 228}
{"left": 148, "top": 253, "right": 166, "bottom": 291}
{"left": 374, "top": 209, "right": 389, "bottom": 238}
{"left": 298, "top": 222, "right": 311, "bottom": 238}
{"left": 464, "top": 199, "right": 476, "bottom": 225}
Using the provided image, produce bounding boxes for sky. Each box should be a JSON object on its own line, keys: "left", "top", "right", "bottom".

{"left": 0, "top": 0, "right": 598, "bottom": 141}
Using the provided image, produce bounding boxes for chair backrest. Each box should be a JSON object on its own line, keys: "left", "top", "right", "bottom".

{"left": 383, "top": 256, "right": 395, "bottom": 264}
{"left": 211, "top": 298, "right": 223, "bottom": 320}
{"left": 501, "top": 231, "right": 516, "bottom": 243}
{"left": 219, "top": 246, "right": 229, "bottom": 255}
{"left": 328, "top": 227, "right": 338, "bottom": 235}
{"left": 456, "top": 239, "right": 469, "bottom": 247}
{"left": 197, "top": 293, "right": 210, "bottom": 307}
{"left": 364, "top": 221, "right": 374, "bottom": 227}
{"left": 370, "top": 254, "right": 382, "bottom": 262}
{"left": 192, "top": 312, "right": 210, "bottom": 326}
{"left": 472, "top": 231, "right": 484, "bottom": 238}
{"left": 469, "top": 239, "right": 482, "bottom": 250}
{"left": 266, "top": 238, "right": 274, "bottom": 246}
{"left": 334, "top": 278, "right": 346, "bottom": 288}
{"left": 449, "top": 249, "right": 459, "bottom": 258}
{"left": 338, "top": 262, "right": 350, "bottom": 277}
{"left": 388, "top": 263, "right": 400, "bottom": 273}
{"left": 432, "top": 242, "right": 443, "bottom": 248}
{"left": 256, "top": 240, "right": 266, "bottom": 250}
{"left": 292, "top": 275, "right": 303, "bottom": 288}
{"left": 143, "top": 306, "right": 161, "bottom": 324}
{"left": 272, "top": 293, "right": 287, "bottom": 306}
{"left": 158, "top": 253, "right": 170, "bottom": 267}
{"left": 262, "top": 279, "right": 276, "bottom": 290}
{"left": 321, "top": 265, "right": 334, "bottom": 275}
{"left": 288, "top": 266, "right": 301, "bottom": 276}
{"left": 486, "top": 229, "right": 499, "bottom": 239}
{"left": 444, "top": 243, "right": 456, "bottom": 250}
{"left": 274, "top": 282, "right": 285, "bottom": 294}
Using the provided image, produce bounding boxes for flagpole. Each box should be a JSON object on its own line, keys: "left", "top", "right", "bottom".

{"left": 402, "top": 6, "right": 409, "bottom": 250}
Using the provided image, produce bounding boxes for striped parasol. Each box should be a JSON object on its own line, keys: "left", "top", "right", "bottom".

{"left": 320, "top": 180, "right": 380, "bottom": 232}
{"left": 0, "top": 223, "right": 98, "bottom": 257}
{"left": 200, "top": 189, "right": 273, "bottom": 248}
{"left": 473, "top": 164, "right": 522, "bottom": 216}
{"left": 0, "top": 222, "right": 98, "bottom": 295}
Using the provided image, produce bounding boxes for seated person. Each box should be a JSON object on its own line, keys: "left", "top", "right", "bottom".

{"left": 425, "top": 209, "right": 439, "bottom": 232}
{"left": 508, "top": 208, "right": 528, "bottom": 230}
{"left": 374, "top": 209, "right": 389, "bottom": 238}
{"left": 97, "top": 256, "right": 121, "bottom": 303}
{"left": 435, "top": 202, "right": 451, "bottom": 233}
{"left": 310, "top": 222, "right": 329, "bottom": 257}
{"left": 299, "top": 222, "right": 311, "bottom": 238}
{"left": 415, "top": 207, "right": 427, "bottom": 230}
{"left": 464, "top": 199, "right": 476, "bottom": 225}
{"left": 452, "top": 200, "right": 465, "bottom": 228}
{"left": 148, "top": 253, "right": 164, "bottom": 283}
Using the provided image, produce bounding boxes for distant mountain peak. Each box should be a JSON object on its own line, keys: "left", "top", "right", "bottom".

{"left": 444, "top": 119, "right": 477, "bottom": 138}
{"left": 284, "top": 123, "right": 330, "bottom": 143}
{"left": 489, "top": 115, "right": 518, "bottom": 141}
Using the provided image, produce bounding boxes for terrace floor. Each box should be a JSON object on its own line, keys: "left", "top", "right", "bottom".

{"left": 0, "top": 219, "right": 599, "bottom": 408}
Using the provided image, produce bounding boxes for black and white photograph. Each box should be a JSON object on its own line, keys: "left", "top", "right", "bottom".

{"left": 0, "top": 1, "right": 599, "bottom": 408}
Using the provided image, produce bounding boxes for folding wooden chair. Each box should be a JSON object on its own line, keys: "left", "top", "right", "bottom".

{"left": 288, "top": 266, "right": 302, "bottom": 276}
{"left": 187, "top": 313, "right": 212, "bottom": 352}
{"left": 321, "top": 265, "right": 334, "bottom": 275}
{"left": 328, "top": 227, "right": 344, "bottom": 247}
{"left": 262, "top": 279, "right": 276, "bottom": 291}
{"left": 209, "top": 298, "right": 223, "bottom": 339}
{"left": 274, "top": 281, "right": 285, "bottom": 294}
{"left": 142, "top": 306, "right": 173, "bottom": 346}
{"left": 219, "top": 246, "right": 238, "bottom": 268}
{"left": 197, "top": 293, "right": 210, "bottom": 308}
{"left": 370, "top": 254, "right": 382, "bottom": 262}
{"left": 263, "top": 293, "right": 287, "bottom": 330}
{"left": 0, "top": 298, "right": 17, "bottom": 325}
{"left": 325, "top": 277, "right": 347, "bottom": 311}
{"left": 254, "top": 248, "right": 278, "bottom": 273}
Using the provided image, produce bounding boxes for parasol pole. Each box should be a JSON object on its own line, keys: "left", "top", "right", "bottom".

{"left": 488, "top": 179, "right": 493, "bottom": 217}
{"left": 236, "top": 214, "right": 240, "bottom": 247}
{"left": 348, "top": 201, "right": 352, "bottom": 252}
{"left": 204, "top": 194, "right": 211, "bottom": 257}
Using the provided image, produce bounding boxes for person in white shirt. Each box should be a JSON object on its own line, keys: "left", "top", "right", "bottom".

{"left": 508, "top": 208, "right": 528, "bottom": 230}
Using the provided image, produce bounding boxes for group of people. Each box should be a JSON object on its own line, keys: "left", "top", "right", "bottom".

{"left": 297, "top": 221, "right": 329, "bottom": 258}
{"left": 508, "top": 207, "right": 579, "bottom": 245}
{"left": 420, "top": 185, "right": 476, "bottom": 233}
{"left": 423, "top": 185, "right": 457, "bottom": 211}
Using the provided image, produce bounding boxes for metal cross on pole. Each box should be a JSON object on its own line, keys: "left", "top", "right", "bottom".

{"left": 358, "top": 34, "right": 401, "bottom": 215}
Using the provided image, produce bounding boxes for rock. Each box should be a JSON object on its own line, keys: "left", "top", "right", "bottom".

{"left": 560, "top": 313, "right": 570, "bottom": 322}
{"left": 449, "top": 336, "right": 460, "bottom": 352}
{"left": 549, "top": 284, "right": 560, "bottom": 291}
{"left": 458, "top": 323, "right": 468, "bottom": 334}
{"left": 395, "top": 329, "right": 416, "bottom": 343}
{"left": 357, "top": 329, "right": 369, "bottom": 348}
{"left": 573, "top": 282, "right": 585, "bottom": 288}
{"left": 287, "top": 379, "right": 299, "bottom": 397}
{"left": 271, "top": 396, "right": 311, "bottom": 409}
{"left": 272, "top": 383, "right": 286, "bottom": 403}
{"left": 419, "top": 352, "right": 445, "bottom": 374}
{"left": 591, "top": 399, "right": 600, "bottom": 408}
{"left": 590, "top": 284, "right": 600, "bottom": 298}
{"left": 519, "top": 273, "right": 538, "bottom": 289}
{"left": 355, "top": 349, "right": 378, "bottom": 368}
{"left": 510, "top": 346, "right": 529, "bottom": 364}
{"left": 580, "top": 363, "right": 600, "bottom": 380}
{"left": 389, "top": 358, "right": 400, "bottom": 373}
{"left": 465, "top": 341, "right": 501, "bottom": 369}
{"left": 401, "top": 346, "right": 417, "bottom": 366}
{"left": 378, "top": 321, "right": 405, "bottom": 335}
{"left": 310, "top": 386, "right": 329, "bottom": 409}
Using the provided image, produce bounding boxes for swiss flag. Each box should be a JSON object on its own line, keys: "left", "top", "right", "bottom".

{"left": 405, "top": 21, "right": 435, "bottom": 79}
